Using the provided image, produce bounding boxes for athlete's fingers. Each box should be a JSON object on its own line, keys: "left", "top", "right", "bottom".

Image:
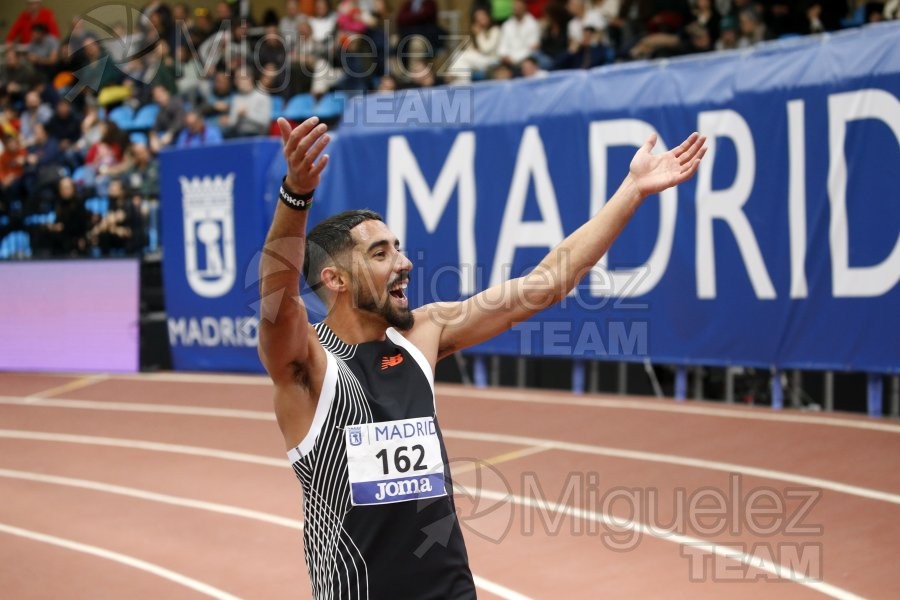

{"left": 642, "top": 133, "right": 658, "bottom": 155}
{"left": 672, "top": 132, "right": 699, "bottom": 159}
{"left": 294, "top": 123, "right": 328, "bottom": 163}
{"left": 309, "top": 154, "right": 329, "bottom": 179}
{"left": 302, "top": 134, "right": 331, "bottom": 170}
{"left": 678, "top": 135, "right": 705, "bottom": 165}
{"left": 277, "top": 117, "right": 292, "bottom": 144}
{"left": 284, "top": 116, "right": 319, "bottom": 157}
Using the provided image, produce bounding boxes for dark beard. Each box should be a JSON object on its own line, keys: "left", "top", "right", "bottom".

{"left": 355, "top": 288, "right": 415, "bottom": 331}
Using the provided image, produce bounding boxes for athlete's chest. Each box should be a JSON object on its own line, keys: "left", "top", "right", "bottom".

{"left": 342, "top": 340, "right": 434, "bottom": 422}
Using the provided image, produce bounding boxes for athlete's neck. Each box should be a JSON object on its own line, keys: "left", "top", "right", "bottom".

{"left": 323, "top": 305, "right": 389, "bottom": 345}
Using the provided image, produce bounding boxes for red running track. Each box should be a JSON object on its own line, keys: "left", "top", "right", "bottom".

{"left": 0, "top": 371, "right": 899, "bottom": 599}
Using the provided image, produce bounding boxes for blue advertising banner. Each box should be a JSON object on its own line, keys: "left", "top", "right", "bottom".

{"left": 161, "top": 22, "right": 900, "bottom": 373}
{"left": 160, "top": 140, "right": 281, "bottom": 371}
{"left": 318, "top": 23, "right": 900, "bottom": 373}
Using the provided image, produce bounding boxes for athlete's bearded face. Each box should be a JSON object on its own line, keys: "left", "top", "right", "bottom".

{"left": 348, "top": 221, "right": 414, "bottom": 331}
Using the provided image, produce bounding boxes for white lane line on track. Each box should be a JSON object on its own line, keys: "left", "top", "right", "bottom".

{"left": 2, "top": 410, "right": 899, "bottom": 507}
{"left": 443, "top": 429, "right": 900, "bottom": 507}
{"left": 0, "top": 469, "right": 303, "bottom": 530}
{"left": 441, "top": 386, "right": 900, "bottom": 434}
{"left": 0, "top": 441, "right": 861, "bottom": 600}
{"left": 472, "top": 575, "right": 533, "bottom": 600}
{"left": 0, "top": 396, "right": 273, "bottom": 420}
{"left": 0, "top": 522, "right": 242, "bottom": 600}
{"left": 0, "top": 469, "right": 526, "bottom": 600}
{"left": 17, "top": 371, "right": 900, "bottom": 434}
{"left": 0, "top": 429, "right": 285, "bottom": 467}
{"left": 460, "top": 488, "right": 864, "bottom": 600}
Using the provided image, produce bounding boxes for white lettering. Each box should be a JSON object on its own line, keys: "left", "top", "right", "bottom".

{"left": 491, "top": 126, "right": 565, "bottom": 287}
{"left": 696, "top": 109, "right": 776, "bottom": 299}
{"left": 589, "top": 119, "right": 677, "bottom": 297}
{"left": 387, "top": 133, "right": 477, "bottom": 294}
{"left": 828, "top": 88, "right": 900, "bottom": 297}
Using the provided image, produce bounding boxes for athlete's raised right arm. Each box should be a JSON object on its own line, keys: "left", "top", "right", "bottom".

{"left": 258, "top": 117, "right": 330, "bottom": 446}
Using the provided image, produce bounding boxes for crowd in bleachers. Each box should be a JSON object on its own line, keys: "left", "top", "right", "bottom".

{"left": 0, "top": 0, "right": 896, "bottom": 259}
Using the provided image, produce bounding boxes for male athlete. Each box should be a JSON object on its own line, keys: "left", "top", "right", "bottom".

{"left": 259, "top": 115, "right": 706, "bottom": 599}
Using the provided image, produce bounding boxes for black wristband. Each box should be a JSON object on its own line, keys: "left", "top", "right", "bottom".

{"left": 279, "top": 176, "right": 314, "bottom": 211}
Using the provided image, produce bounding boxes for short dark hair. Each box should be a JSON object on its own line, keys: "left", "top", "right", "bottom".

{"left": 303, "top": 209, "right": 383, "bottom": 295}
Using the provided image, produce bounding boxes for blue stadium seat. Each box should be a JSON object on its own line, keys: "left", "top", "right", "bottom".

{"left": 108, "top": 105, "right": 135, "bottom": 129}
{"left": 271, "top": 95, "right": 285, "bottom": 119}
{"left": 130, "top": 131, "right": 149, "bottom": 146}
{"left": 316, "top": 92, "right": 346, "bottom": 120}
{"left": 71, "top": 165, "right": 89, "bottom": 184}
{"left": 128, "top": 103, "right": 160, "bottom": 131}
{"left": 85, "top": 197, "right": 109, "bottom": 217}
{"left": 0, "top": 215, "right": 9, "bottom": 228}
{"left": 282, "top": 94, "right": 316, "bottom": 121}
{"left": 0, "top": 231, "right": 31, "bottom": 259}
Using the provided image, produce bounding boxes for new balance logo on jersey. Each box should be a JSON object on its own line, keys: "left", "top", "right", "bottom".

{"left": 380, "top": 352, "right": 404, "bottom": 370}
{"left": 374, "top": 477, "right": 434, "bottom": 501}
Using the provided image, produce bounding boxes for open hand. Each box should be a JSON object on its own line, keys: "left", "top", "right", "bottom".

{"left": 629, "top": 132, "right": 706, "bottom": 197}
{"left": 277, "top": 116, "right": 330, "bottom": 195}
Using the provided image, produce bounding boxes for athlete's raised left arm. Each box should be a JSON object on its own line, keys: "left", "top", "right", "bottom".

{"left": 418, "top": 132, "right": 706, "bottom": 360}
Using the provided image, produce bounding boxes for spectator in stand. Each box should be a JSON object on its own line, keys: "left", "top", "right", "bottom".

{"left": 336, "top": 0, "right": 371, "bottom": 41}
{"left": 376, "top": 73, "right": 398, "bottom": 92}
{"left": 45, "top": 99, "right": 81, "bottom": 153}
{"left": 174, "top": 42, "right": 205, "bottom": 101}
{"left": 149, "top": 84, "right": 185, "bottom": 153}
{"left": 259, "top": 63, "right": 290, "bottom": 99}
{"left": 6, "top": 0, "right": 60, "bottom": 45}
{"left": 690, "top": 0, "right": 721, "bottom": 44}
{"left": 281, "top": 0, "right": 308, "bottom": 45}
{"left": 176, "top": 110, "right": 223, "bottom": 147}
{"left": 764, "top": 1, "right": 801, "bottom": 38}
{"left": 123, "top": 142, "right": 159, "bottom": 200}
{"left": 803, "top": 1, "right": 848, "bottom": 32}
{"left": 498, "top": 0, "right": 542, "bottom": 67}
{"left": 199, "top": 70, "right": 233, "bottom": 119}
{"left": 865, "top": 2, "right": 886, "bottom": 21}
{"left": 310, "top": 0, "right": 338, "bottom": 45}
{"left": 34, "top": 176, "right": 88, "bottom": 256}
{"left": 520, "top": 55, "right": 548, "bottom": 77}
{"left": 1, "top": 48, "right": 42, "bottom": 101}
{"left": 567, "top": 0, "right": 607, "bottom": 45}
{"left": 537, "top": 2, "right": 571, "bottom": 68}
{"left": 212, "top": 0, "right": 236, "bottom": 30}
{"left": 885, "top": 0, "right": 899, "bottom": 19}
{"left": 22, "top": 123, "right": 63, "bottom": 205}
{"left": 737, "top": 8, "right": 766, "bottom": 47}
{"left": 171, "top": 2, "right": 193, "bottom": 33}
{"left": 19, "top": 90, "right": 53, "bottom": 147}
{"left": 560, "top": 24, "right": 608, "bottom": 66}
{"left": 396, "top": 0, "right": 444, "bottom": 54}
{"left": 446, "top": 6, "right": 501, "bottom": 84}
{"left": 26, "top": 23, "right": 60, "bottom": 77}
{"left": 58, "top": 16, "right": 91, "bottom": 74}
{"left": 88, "top": 177, "right": 145, "bottom": 255}
{"left": 0, "top": 134, "right": 27, "bottom": 208}
{"left": 220, "top": 69, "right": 271, "bottom": 138}
{"left": 259, "top": 23, "right": 289, "bottom": 68}
{"left": 490, "top": 62, "right": 515, "bottom": 80}
{"left": 715, "top": 14, "right": 738, "bottom": 49}
{"left": 406, "top": 58, "right": 443, "bottom": 88}
{"left": 84, "top": 121, "right": 128, "bottom": 195}
{"left": 286, "top": 21, "right": 323, "bottom": 95}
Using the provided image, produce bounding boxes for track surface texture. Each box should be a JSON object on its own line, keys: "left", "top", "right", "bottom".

{"left": 1, "top": 371, "right": 898, "bottom": 599}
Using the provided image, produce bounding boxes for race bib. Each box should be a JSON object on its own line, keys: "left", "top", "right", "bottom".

{"left": 345, "top": 416, "right": 447, "bottom": 506}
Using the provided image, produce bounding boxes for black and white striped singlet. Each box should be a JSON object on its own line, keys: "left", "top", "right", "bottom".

{"left": 288, "top": 322, "right": 475, "bottom": 599}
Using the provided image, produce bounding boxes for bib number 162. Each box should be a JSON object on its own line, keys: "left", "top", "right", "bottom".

{"left": 375, "top": 445, "right": 427, "bottom": 475}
